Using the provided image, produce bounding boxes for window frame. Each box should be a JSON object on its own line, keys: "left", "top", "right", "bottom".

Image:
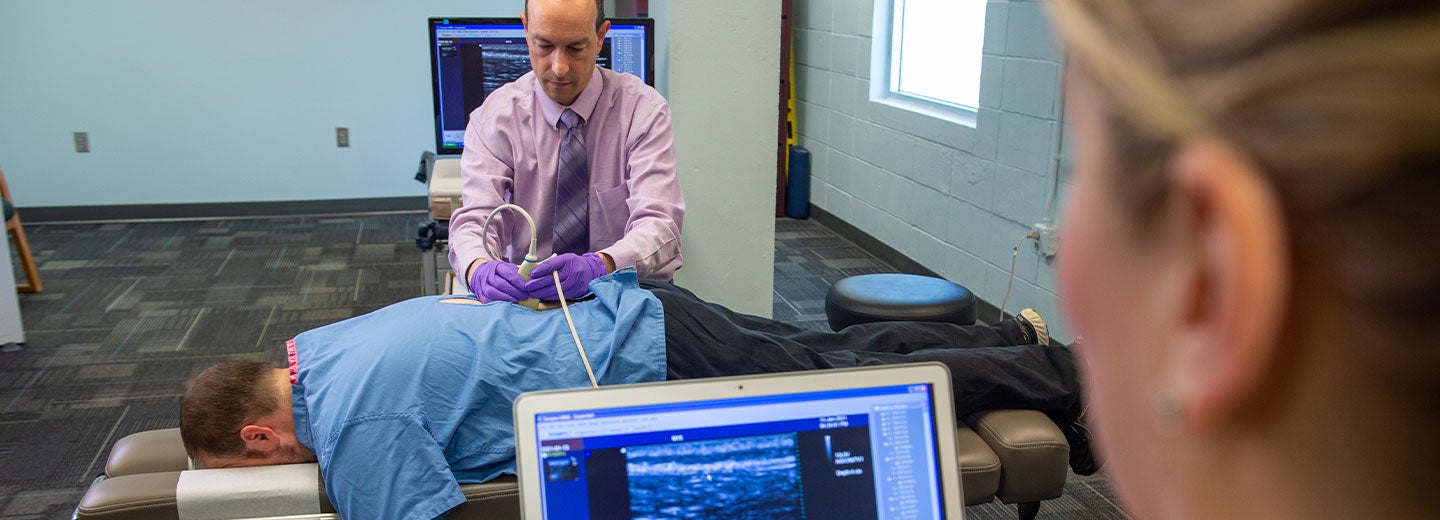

{"left": 871, "top": 0, "right": 985, "bottom": 127}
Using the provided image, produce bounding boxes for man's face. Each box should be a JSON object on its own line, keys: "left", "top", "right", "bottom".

{"left": 523, "top": 0, "right": 610, "bottom": 106}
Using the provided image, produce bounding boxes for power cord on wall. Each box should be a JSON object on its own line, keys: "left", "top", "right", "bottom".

{"left": 997, "top": 231, "right": 1041, "bottom": 324}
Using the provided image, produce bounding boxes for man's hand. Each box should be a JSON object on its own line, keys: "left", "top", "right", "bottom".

{"left": 526, "top": 253, "right": 608, "bottom": 300}
{"left": 469, "top": 260, "right": 530, "bottom": 303}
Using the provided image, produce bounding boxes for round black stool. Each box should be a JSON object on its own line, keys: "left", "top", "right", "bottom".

{"left": 824, "top": 273, "right": 977, "bottom": 331}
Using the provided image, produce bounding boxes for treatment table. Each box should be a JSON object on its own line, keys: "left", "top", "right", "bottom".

{"left": 76, "top": 410, "right": 1066, "bottom": 519}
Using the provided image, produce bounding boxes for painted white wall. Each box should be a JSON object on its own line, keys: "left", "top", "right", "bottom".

{"left": 793, "top": 0, "right": 1075, "bottom": 341}
{"left": 0, "top": 0, "right": 673, "bottom": 208}
{"left": 667, "top": 0, "right": 779, "bottom": 316}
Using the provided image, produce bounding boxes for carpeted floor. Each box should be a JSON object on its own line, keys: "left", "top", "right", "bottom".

{"left": 0, "top": 213, "right": 1128, "bottom": 519}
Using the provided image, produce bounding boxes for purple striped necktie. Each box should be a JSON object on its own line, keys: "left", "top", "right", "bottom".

{"left": 552, "top": 108, "right": 589, "bottom": 255}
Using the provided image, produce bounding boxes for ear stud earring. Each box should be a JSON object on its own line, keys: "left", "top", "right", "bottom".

{"left": 1154, "top": 391, "right": 1183, "bottom": 436}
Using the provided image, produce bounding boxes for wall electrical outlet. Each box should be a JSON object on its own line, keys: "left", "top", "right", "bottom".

{"left": 1032, "top": 222, "right": 1060, "bottom": 257}
{"left": 336, "top": 127, "right": 350, "bottom": 148}
{"left": 74, "top": 131, "right": 90, "bottom": 153}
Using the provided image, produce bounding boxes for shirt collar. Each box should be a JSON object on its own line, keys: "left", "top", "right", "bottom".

{"left": 535, "top": 66, "right": 605, "bottom": 129}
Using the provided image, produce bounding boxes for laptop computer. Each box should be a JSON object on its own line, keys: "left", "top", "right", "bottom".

{"left": 513, "top": 363, "right": 965, "bottom": 519}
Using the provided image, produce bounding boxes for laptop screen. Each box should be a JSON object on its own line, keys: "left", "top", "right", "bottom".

{"left": 530, "top": 383, "right": 948, "bottom": 519}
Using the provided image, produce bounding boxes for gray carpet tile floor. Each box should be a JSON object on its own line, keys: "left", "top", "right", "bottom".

{"left": 0, "top": 213, "right": 1127, "bottom": 519}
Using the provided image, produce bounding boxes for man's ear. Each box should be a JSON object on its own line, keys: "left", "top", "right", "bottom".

{"left": 239, "top": 424, "right": 282, "bottom": 453}
{"left": 1166, "top": 138, "right": 1290, "bottom": 431}
{"left": 596, "top": 20, "right": 610, "bottom": 43}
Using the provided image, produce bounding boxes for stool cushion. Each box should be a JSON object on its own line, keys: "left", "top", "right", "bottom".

{"left": 825, "top": 274, "right": 977, "bottom": 331}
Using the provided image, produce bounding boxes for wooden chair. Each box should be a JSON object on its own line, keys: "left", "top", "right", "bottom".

{"left": 0, "top": 167, "right": 41, "bottom": 293}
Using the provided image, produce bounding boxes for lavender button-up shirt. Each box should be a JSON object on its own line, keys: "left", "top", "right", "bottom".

{"left": 449, "top": 67, "right": 685, "bottom": 281}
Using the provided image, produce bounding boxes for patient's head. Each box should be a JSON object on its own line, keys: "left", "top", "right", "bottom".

{"left": 180, "top": 360, "right": 316, "bottom": 468}
{"left": 1049, "top": 0, "right": 1439, "bottom": 516}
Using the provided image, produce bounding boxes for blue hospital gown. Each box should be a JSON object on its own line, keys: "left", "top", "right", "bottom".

{"left": 287, "top": 269, "right": 666, "bottom": 520}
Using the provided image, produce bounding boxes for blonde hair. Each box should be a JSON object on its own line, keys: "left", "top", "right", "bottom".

{"left": 1048, "top": 0, "right": 1440, "bottom": 393}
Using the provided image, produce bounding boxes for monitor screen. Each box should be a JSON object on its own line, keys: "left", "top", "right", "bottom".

{"left": 530, "top": 383, "right": 947, "bottom": 519}
{"left": 428, "top": 17, "right": 656, "bottom": 155}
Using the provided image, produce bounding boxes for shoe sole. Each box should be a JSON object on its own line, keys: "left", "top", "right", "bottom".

{"left": 1019, "top": 308, "right": 1049, "bottom": 345}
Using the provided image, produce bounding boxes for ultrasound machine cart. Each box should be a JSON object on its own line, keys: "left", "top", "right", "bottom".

{"left": 416, "top": 155, "right": 465, "bottom": 296}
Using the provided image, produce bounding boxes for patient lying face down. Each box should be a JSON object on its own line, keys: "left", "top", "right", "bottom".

{"left": 179, "top": 271, "right": 1085, "bottom": 519}
{"left": 181, "top": 360, "right": 317, "bottom": 469}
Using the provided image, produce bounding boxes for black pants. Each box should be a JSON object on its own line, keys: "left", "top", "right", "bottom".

{"left": 643, "top": 279, "right": 1080, "bottom": 421}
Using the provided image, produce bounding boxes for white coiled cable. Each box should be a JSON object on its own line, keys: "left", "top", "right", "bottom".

{"left": 480, "top": 204, "right": 597, "bottom": 388}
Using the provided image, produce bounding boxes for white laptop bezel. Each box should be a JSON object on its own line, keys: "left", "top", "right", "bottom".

{"left": 512, "top": 362, "right": 964, "bottom": 519}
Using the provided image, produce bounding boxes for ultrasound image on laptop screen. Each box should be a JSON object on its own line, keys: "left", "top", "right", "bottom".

{"left": 531, "top": 384, "right": 947, "bottom": 519}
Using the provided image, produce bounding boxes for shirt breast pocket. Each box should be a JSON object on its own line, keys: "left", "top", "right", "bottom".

{"left": 591, "top": 183, "right": 630, "bottom": 245}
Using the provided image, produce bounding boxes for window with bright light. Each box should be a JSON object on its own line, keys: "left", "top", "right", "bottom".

{"left": 885, "top": 0, "right": 987, "bottom": 114}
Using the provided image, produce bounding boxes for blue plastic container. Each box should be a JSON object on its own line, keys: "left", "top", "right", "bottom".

{"left": 785, "top": 145, "right": 811, "bottom": 219}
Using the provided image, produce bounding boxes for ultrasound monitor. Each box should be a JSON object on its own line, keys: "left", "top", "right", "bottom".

{"left": 513, "top": 364, "right": 966, "bottom": 519}
{"left": 427, "top": 17, "right": 656, "bottom": 155}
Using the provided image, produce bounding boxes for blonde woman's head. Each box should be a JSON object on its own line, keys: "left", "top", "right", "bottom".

{"left": 1049, "top": 0, "right": 1440, "bottom": 516}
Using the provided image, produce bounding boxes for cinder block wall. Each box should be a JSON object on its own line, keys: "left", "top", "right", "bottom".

{"left": 793, "top": 0, "right": 1075, "bottom": 341}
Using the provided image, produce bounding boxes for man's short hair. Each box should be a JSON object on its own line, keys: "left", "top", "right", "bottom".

{"left": 525, "top": 0, "right": 607, "bottom": 30}
{"left": 179, "top": 360, "right": 284, "bottom": 460}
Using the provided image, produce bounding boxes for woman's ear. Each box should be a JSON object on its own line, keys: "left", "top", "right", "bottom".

{"left": 1166, "top": 138, "right": 1290, "bottom": 431}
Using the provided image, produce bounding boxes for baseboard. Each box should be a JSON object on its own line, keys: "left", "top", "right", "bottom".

{"left": 19, "top": 196, "right": 428, "bottom": 223}
{"left": 807, "top": 204, "right": 1008, "bottom": 325}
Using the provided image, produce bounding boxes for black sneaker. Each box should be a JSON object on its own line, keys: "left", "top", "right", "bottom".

{"left": 1063, "top": 406, "right": 1102, "bottom": 476}
{"left": 1014, "top": 308, "right": 1050, "bottom": 345}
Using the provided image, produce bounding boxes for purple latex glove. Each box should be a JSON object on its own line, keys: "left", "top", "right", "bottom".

{"left": 526, "top": 253, "right": 608, "bottom": 300}
{"left": 469, "top": 260, "right": 530, "bottom": 303}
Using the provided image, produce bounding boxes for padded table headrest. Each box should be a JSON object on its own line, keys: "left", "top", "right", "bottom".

{"left": 81, "top": 428, "right": 523, "bottom": 520}
{"left": 176, "top": 464, "right": 326, "bottom": 519}
{"left": 427, "top": 157, "right": 462, "bottom": 198}
{"left": 106, "top": 429, "right": 189, "bottom": 477}
{"left": 428, "top": 157, "right": 462, "bottom": 219}
{"left": 89, "top": 430, "right": 332, "bottom": 519}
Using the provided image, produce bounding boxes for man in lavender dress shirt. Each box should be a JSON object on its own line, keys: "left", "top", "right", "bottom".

{"left": 449, "top": 0, "right": 684, "bottom": 304}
